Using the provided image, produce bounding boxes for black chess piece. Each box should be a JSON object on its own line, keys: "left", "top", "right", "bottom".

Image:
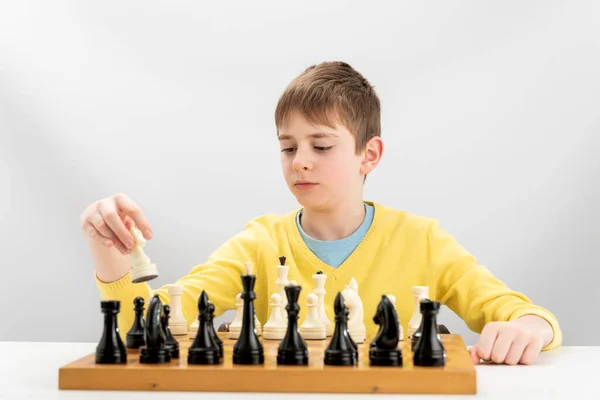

{"left": 126, "top": 296, "right": 146, "bottom": 349}
{"left": 324, "top": 292, "right": 357, "bottom": 366}
{"left": 369, "top": 295, "right": 402, "bottom": 366}
{"left": 232, "top": 268, "right": 264, "bottom": 365}
{"left": 411, "top": 299, "right": 430, "bottom": 351}
{"left": 277, "top": 284, "right": 308, "bottom": 365}
{"left": 161, "top": 305, "right": 180, "bottom": 359}
{"left": 95, "top": 300, "right": 127, "bottom": 364}
{"left": 207, "top": 301, "right": 223, "bottom": 358}
{"left": 413, "top": 300, "right": 446, "bottom": 367}
{"left": 188, "top": 290, "right": 221, "bottom": 365}
{"left": 139, "top": 294, "right": 171, "bottom": 364}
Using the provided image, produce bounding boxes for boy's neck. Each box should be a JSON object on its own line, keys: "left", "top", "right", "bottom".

{"left": 300, "top": 200, "right": 367, "bottom": 241}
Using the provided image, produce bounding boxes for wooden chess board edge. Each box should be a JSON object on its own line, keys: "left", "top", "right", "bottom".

{"left": 57, "top": 334, "right": 477, "bottom": 394}
{"left": 58, "top": 367, "right": 476, "bottom": 394}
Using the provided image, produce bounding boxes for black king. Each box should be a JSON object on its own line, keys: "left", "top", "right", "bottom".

{"left": 232, "top": 261, "right": 264, "bottom": 365}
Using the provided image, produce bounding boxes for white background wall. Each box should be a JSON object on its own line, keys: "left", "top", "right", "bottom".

{"left": 1, "top": 1, "right": 598, "bottom": 345}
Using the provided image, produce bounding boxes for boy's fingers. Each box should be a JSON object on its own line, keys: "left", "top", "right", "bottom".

{"left": 113, "top": 194, "right": 153, "bottom": 239}
{"left": 489, "top": 330, "right": 514, "bottom": 364}
{"left": 468, "top": 347, "right": 481, "bottom": 364}
{"left": 504, "top": 335, "right": 529, "bottom": 365}
{"left": 98, "top": 201, "right": 134, "bottom": 249}
{"left": 88, "top": 213, "right": 129, "bottom": 255}
{"left": 474, "top": 323, "right": 500, "bottom": 361}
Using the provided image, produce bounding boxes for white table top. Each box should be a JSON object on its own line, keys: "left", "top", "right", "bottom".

{"left": 0, "top": 341, "right": 596, "bottom": 399}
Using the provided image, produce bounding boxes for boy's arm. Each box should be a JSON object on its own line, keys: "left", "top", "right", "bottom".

{"left": 427, "top": 219, "right": 562, "bottom": 351}
{"left": 95, "top": 224, "right": 256, "bottom": 340}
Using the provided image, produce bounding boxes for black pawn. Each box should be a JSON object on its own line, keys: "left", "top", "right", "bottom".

{"left": 139, "top": 295, "right": 171, "bottom": 364}
{"left": 324, "top": 292, "right": 357, "bottom": 366}
{"left": 126, "top": 296, "right": 146, "bottom": 349}
{"left": 95, "top": 300, "right": 127, "bottom": 364}
{"left": 369, "top": 295, "right": 402, "bottom": 366}
{"left": 232, "top": 270, "right": 264, "bottom": 365}
{"left": 207, "top": 301, "right": 223, "bottom": 358}
{"left": 161, "top": 305, "right": 180, "bottom": 359}
{"left": 413, "top": 300, "right": 446, "bottom": 367}
{"left": 277, "top": 284, "right": 308, "bottom": 365}
{"left": 188, "top": 291, "right": 221, "bottom": 365}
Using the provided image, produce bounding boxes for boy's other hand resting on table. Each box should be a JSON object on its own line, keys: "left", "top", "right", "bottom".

{"left": 468, "top": 315, "right": 554, "bottom": 365}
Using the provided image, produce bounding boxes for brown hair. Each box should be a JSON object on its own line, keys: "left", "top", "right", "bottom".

{"left": 275, "top": 61, "right": 381, "bottom": 154}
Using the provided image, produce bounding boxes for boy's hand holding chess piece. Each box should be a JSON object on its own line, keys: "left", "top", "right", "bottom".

{"left": 80, "top": 193, "right": 154, "bottom": 282}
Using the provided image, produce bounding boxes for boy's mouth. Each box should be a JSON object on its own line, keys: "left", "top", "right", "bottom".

{"left": 294, "top": 180, "right": 318, "bottom": 189}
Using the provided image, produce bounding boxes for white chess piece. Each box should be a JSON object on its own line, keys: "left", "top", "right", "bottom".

{"left": 408, "top": 286, "right": 429, "bottom": 339}
{"left": 188, "top": 293, "right": 201, "bottom": 339}
{"left": 276, "top": 261, "right": 290, "bottom": 323}
{"left": 386, "top": 294, "right": 403, "bottom": 341}
{"left": 263, "top": 293, "right": 286, "bottom": 340}
{"left": 299, "top": 293, "right": 326, "bottom": 340}
{"left": 227, "top": 292, "right": 262, "bottom": 339}
{"left": 128, "top": 225, "right": 159, "bottom": 283}
{"left": 228, "top": 293, "right": 243, "bottom": 339}
{"left": 312, "top": 271, "right": 333, "bottom": 336}
{"left": 166, "top": 284, "right": 187, "bottom": 335}
{"left": 341, "top": 277, "right": 366, "bottom": 344}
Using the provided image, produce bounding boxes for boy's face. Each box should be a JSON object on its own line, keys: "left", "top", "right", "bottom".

{"left": 278, "top": 110, "right": 376, "bottom": 211}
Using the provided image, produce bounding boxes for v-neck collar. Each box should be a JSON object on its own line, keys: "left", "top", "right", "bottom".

{"left": 285, "top": 201, "right": 380, "bottom": 279}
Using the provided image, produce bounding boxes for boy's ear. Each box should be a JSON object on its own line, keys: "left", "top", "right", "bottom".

{"left": 360, "top": 136, "right": 384, "bottom": 175}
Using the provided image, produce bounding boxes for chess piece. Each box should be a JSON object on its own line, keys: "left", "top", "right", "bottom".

{"left": 95, "top": 300, "right": 127, "bottom": 364}
{"left": 166, "top": 284, "right": 187, "bottom": 335}
{"left": 232, "top": 261, "right": 264, "bottom": 365}
{"left": 324, "top": 292, "right": 357, "bottom": 366}
{"left": 413, "top": 300, "right": 446, "bottom": 367}
{"left": 312, "top": 270, "right": 333, "bottom": 336}
{"left": 126, "top": 296, "right": 145, "bottom": 349}
{"left": 227, "top": 293, "right": 243, "bottom": 339}
{"left": 277, "top": 284, "right": 308, "bottom": 365}
{"left": 299, "top": 293, "right": 326, "bottom": 340}
{"left": 341, "top": 277, "right": 366, "bottom": 344}
{"left": 207, "top": 301, "right": 223, "bottom": 358}
{"left": 128, "top": 225, "right": 159, "bottom": 283}
{"left": 276, "top": 256, "right": 289, "bottom": 323}
{"left": 369, "top": 295, "right": 402, "bottom": 366}
{"left": 263, "top": 293, "right": 286, "bottom": 340}
{"left": 139, "top": 294, "right": 170, "bottom": 364}
{"left": 188, "top": 291, "right": 221, "bottom": 365}
{"left": 411, "top": 298, "right": 430, "bottom": 351}
{"left": 408, "top": 286, "right": 429, "bottom": 339}
{"left": 161, "top": 305, "right": 180, "bottom": 359}
{"left": 386, "top": 294, "right": 403, "bottom": 341}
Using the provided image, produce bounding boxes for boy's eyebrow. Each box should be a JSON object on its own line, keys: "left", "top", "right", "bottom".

{"left": 278, "top": 132, "right": 339, "bottom": 141}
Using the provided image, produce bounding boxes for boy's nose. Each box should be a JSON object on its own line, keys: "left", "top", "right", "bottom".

{"left": 292, "top": 150, "right": 313, "bottom": 171}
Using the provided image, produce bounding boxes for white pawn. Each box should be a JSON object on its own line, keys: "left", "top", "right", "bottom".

{"left": 228, "top": 293, "right": 243, "bottom": 339}
{"left": 299, "top": 293, "right": 326, "bottom": 340}
{"left": 166, "top": 284, "right": 187, "bottom": 335}
{"left": 263, "top": 293, "right": 286, "bottom": 340}
{"left": 312, "top": 272, "right": 333, "bottom": 336}
{"left": 386, "top": 294, "right": 403, "bottom": 341}
{"left": 408, "top": 286, "right": 429, "bottom": 339}
{"left": 128, "top": 225, "right": 159, "bottom": 283}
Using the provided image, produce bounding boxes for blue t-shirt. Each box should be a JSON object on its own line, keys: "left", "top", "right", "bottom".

{"left": 296, "top": 203, "right": 375, "bottom": 268}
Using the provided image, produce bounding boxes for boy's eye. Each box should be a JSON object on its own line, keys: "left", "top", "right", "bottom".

{"left": 314, "top": 146, "right": 333, "bottom": 152}
{"left": 281, "top": 147, "right": 296, "bottom": 153}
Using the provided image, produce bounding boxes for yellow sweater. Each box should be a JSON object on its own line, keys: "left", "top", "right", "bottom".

{"left": 95, "top": 201, "right": 562, "bottom": 351}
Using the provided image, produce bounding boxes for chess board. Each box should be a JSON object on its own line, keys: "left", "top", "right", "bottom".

{"left": 58, "top": 332, "right": 477, "bottom": 394}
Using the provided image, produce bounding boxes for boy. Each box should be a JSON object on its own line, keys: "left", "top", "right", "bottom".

{"left": 82, "top": 61, "right": 561, "bottom": 366}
